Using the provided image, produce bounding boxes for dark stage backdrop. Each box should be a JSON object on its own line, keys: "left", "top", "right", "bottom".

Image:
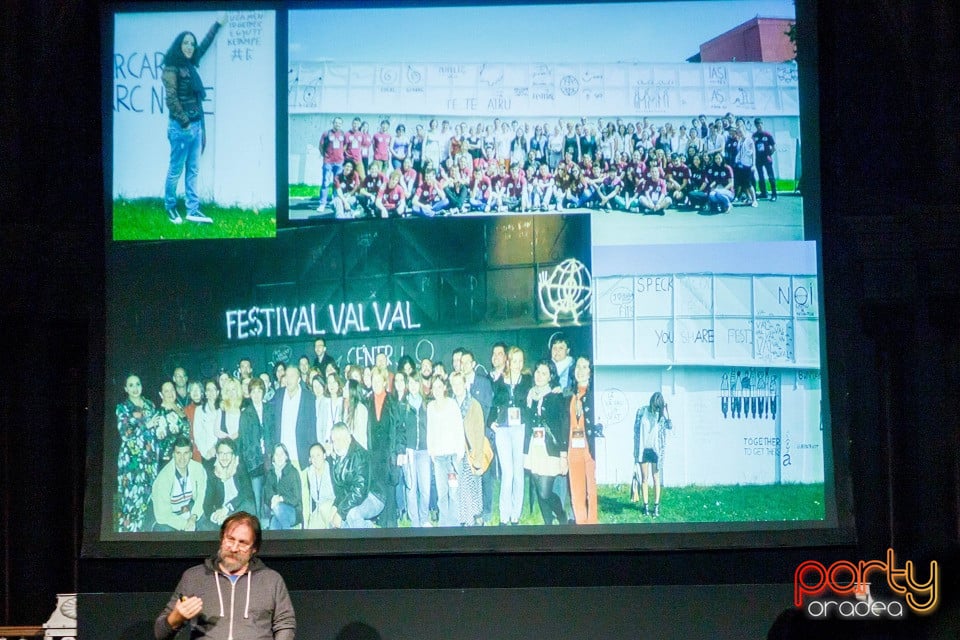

{"left": 80, "top": 584, "right": 795, "bottom": 640}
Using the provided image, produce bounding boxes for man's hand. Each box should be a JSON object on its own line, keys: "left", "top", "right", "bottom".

{"left": 167, "top": 595, "right": 203, "bottom": 629}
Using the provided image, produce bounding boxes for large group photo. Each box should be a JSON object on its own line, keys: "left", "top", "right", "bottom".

{"left": 287, "top": 1, "right": 803, "bottom": 246}
{"left": 111, "top": 330, "right": 614, "bottom": 534}
{"left": 103, "top": 214, "right": 610, "bottom": 537}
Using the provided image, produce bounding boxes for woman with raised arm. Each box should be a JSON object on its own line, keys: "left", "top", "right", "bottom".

{"left": 634, "top": 391, "right": 672, "bottom": 517}
{"left": 161, "top": 14, "right": 226, "bottom": 225}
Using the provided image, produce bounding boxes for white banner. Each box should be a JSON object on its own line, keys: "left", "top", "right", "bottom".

{"left": 290, "top": 60, "right": 800, "bottom": 118}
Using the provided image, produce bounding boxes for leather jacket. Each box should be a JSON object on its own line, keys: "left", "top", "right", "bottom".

{"left": 329, "top": 438, "right": 378, "bottom": 515}
{"left": 161, "top": 22, "right": 221, "bottom": 127}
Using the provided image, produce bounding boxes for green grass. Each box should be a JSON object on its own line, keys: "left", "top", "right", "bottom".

{"left": 595, "top": 481, "right": 824, "bottom": 524}
{"left": 289, "top": 183, "right": 320, "bottom": 198}
{"left": 775, "top": 178, "right": 798, "bottom": 193}
{"left": 112, "top": 198, "right": 276, "bottom": 241}
{"left": 395, "top": 481, "right": 825, "bottom": 527}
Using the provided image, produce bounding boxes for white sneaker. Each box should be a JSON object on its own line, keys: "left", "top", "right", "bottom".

{"left": 166, "top": 208, "right": 183, "bottom": 224}
{"left": 185, "top": 211, "right": 213, "bottom": 224}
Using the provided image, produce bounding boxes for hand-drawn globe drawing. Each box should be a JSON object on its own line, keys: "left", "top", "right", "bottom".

{"left": 537, "top": 258, "right": 592, "bottom": 325}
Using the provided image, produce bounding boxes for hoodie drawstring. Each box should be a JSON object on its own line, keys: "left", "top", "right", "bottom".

{"left": 244, "top": 570, "right": 251, "bottom": 619}
{"left": 227, "top": 576, "right": 236, "bottom": 640}
{"left": 214, "top": 572, "right": 225, "bottom": 616}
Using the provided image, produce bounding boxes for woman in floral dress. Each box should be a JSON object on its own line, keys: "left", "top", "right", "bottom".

{"left": 115, "top": 374, "right": 159, "bottom": 532}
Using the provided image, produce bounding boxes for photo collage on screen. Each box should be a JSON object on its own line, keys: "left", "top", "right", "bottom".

{"left": 104, "top": 1, "right": 827, "bottom": 543}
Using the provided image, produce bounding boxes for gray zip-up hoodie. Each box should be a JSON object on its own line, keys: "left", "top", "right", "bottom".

{"left": 154, "top": 554, "right": 296, "bottom": 640}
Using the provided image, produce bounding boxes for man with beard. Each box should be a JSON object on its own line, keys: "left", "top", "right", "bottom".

{"left": 154, "top": 511, "right": 296, "bottom": 640}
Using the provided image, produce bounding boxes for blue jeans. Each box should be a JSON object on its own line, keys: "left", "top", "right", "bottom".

{"left": 709, "top": 188, "right": 734, "bottom": 212}
{"left": 250, "top": 475, "right": 264, "bottom": 519}
{"left": 319, "top": 162, "right": 343, "bottom": 205}
{"left": 432, "top": 454, "right": 460, "bottom": 527}
{"left": 404, "top": 448, "right": 432, "bottom": 527}
{"left": 345, "top": 492, "right": 384, "bottom": 528}
{"left": 495, "top": 426, "right": 525, "bottom": 523}
{"left": 756, "top": 159, "right": 777, "bottom": 196}
{"left": 164, "top": 120, "right": 202, "bottom": 215}
{"left": 269, "top": 501, "right": 297, "bottom": 530}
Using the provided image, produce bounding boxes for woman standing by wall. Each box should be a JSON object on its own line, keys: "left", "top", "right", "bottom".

{"left": 161, "top": 15, "right": 226, "bottom": 224}
{"left": 634, "top": 391, "right": 672, "bottom": 517}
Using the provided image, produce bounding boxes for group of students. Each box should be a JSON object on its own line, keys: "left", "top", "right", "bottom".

{"left": 114, "top": 335, "right": 604, "bottom": 533}
{"left": 313, "top": 113, "right": 779, "bottom": 218}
